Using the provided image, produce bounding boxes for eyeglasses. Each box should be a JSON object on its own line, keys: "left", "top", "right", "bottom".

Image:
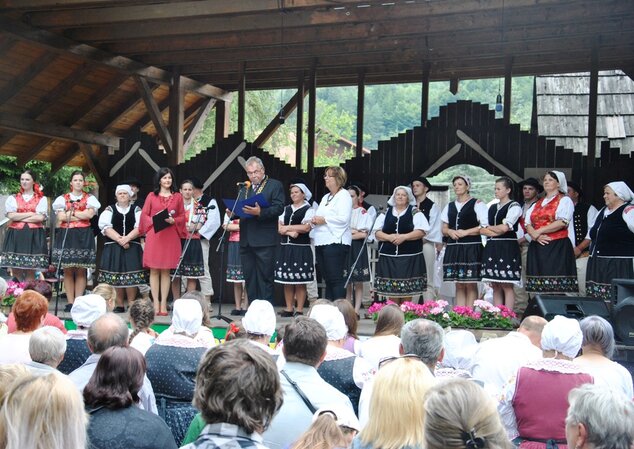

{"left": 378, "top": 354, "right": 422, "bottom": 369}
{"left": 323, "top": 174, "right": 332, "bottom": 179}
{"left": 246, "top": 169, "right": 262, "bottom": 176}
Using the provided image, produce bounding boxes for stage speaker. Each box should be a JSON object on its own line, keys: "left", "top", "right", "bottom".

{"left": 611, "top": 279, "right": 634, "bottom": 345}
{"left": 524, "top": 295, "right": 610, "bottom": 322}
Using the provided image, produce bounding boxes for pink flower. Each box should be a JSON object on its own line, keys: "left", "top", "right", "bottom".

{"left": 13, "top": 288, "right": 24, "bottom": 297}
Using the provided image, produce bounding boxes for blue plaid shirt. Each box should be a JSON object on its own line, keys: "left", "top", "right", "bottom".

{"left": 180, "top": 423, "right": 269, "bottom": 449}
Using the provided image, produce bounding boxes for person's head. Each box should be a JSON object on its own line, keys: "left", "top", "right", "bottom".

{"left": 580, "top": 315, "right": 616, "bottom": 359}
{"left": 242, "top": 300, "right": 276, "bottom": 341}
{"left": 193, "top": 340, "right": 283, "bottom": 433}
{"left": 361, "top": 357, "right": 435, "bottom": 449}
{"left": 323, "top": 166, "right": 347, "bottom": 193}
{"left": 12, "top": 289, "right": 48, "bottom": 333}
{"left": 309, "top": 304, "right": 348, "bottom": 345}
{"left": 128, "top": 298, "right": 155, "bottom": 342}
{"left": 290, "top": 183, "right": 312, "bottom": 204}
{"left": 411, "top": 177, "right": 432, "bottom": 198}
{"left": 87, "top": 313, "right": 130, "bottom": 354}
{"left": 348, "top": 185, "right": 361, "bottom": 207}
{"left": 29, "top": 326, "right": 67, "bottom": 368}
{"left": 180, "top": 179, "right": 194, "bottom": 200}
{"left": 540, "top": 315, "right": 582, "bottom": 359}
{"left": 83, "top": 346, "right": 146, "bottom": 410}
{"left": 374, "top": 304, "right": 404, "bottom": 338}
{"left": 520, "top": 178, "right": 543, "bottom": 202}
{"left": 114, "top": 184, "right": 133, "bottom": 207}
{"left": 172, "top": 298, "right": 203, "bottom": 338}
{"left": 71, "top": 293, "right": 108, "bottom": 329}
{"left": 91, "top": 283, "right": 117, "bottom": 311}
{"left": 69, "top": 170, "right": 85, "bottom": 193}
{"left": 400, "top": 318, "right": 445, "bottom": 371}
{"left": 181, "top": 290, "right": 211, "bottom": 327}
{"left": 245, "top": 156, "right": 266, "bottom": 185}
{"left": 603, "top": 182, "right": 633, "bottom": 210}
{"left": 0, "top": 364, "right": 30, "bottom": 405}
{"left": 544, "top": 171, "right": 567, "bottom": 195}
{"left": 424, "top": 378, "right": 512, "bottom": 449}
{"left": 23, "top": 280, "right": 52, "bottom": 300}
{"left": 225, "top": 321, "right": 247, "bottom": 341}
{"left": 388, "top": 186, "right": 415, "bottom": 209}
{"left": 334, "top": 299, "right": 358, "bottom": 339}
{"left": 567, "top": 181, "right": 583, "bottom": 204}
{"left": 452, "top": 175, "right": 471, "bottom": 196}
{"left": 19, "top": 169, "right": 37, "bottom": 193}
{"left": 153, "top": 167, "right": 176, "bottom": 194}
{"left": 0, "top": 373, "right": 88, "bottom": 449}
{"left": 439, "top": 330, "right": 477, "bottom": 371}
{"left": 190, "top": 176, "right": 204, "bottom": 196}
{"left": 123, "top": 177, "right": 141, "bottom": 197}
{"left": 566, "top": 384, "right": 634, "bottom": 449}
{"left": 517, "top": 315, "right": 548, "bottom": 348}
{"left": 282, "top": 317, "right": 328, "bottom": 367}
{"left": 494, "top": 177, "right": 513, "bottom": 202}
{"left": 292, "top": 407, "right": 361, "bottom": 449}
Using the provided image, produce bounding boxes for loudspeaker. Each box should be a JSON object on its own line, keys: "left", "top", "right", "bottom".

{"left": 611, "top": 279, "right": 634, "bottom": 345}
{"left": 524, "top": 295, "right": 610, "bottom": 322}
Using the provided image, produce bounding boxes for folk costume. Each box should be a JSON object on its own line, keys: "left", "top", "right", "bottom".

{"left": 481, "top": 201, "right": 523, "bottom": 285}
{"left": 224, "top": 215, "right": 244, "bottom": 283}
{"left": 173, "top": 197, "right": 205, "bottom": 279}
{"left": 347, "top": 204, "right": 372, "bottom": 283}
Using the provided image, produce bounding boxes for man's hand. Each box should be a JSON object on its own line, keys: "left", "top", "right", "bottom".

{"left": 242, "top": 202, "right": 261, "bottom": 217}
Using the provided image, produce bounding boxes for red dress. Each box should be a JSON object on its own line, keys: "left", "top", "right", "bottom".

{"left": 139, "top": 192, "right": 186, "bottom": 269}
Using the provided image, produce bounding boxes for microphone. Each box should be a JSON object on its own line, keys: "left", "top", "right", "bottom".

{"left": 237, "top": 181, "right": 251, "bottom": 188}
{"left": 196, "top": 204, "right": 217, "bottom": 211}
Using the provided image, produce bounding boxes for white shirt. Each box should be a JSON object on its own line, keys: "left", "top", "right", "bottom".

{"left": 424, "top": 201, "right": 443, "bottom": 244}
{"left": 278, "top": 202, "right": 315, "bottom": 224}
{"left": 0, "top": 332, "right": 32, "bottom": 364}
{"left": 358, "top": 334, "right": 401, "bottom": 371}
{"left": 574, "top": 358, "right": 633, "bottom": 399}
{"left": 5, "top": 193, "right": 48, "bottom": 215}
{"left": 198, "top": 198, "right": 221, "bottom": 240}
{"left": 488, "top": 202, "right": 522, "bottom": 238}
{"left": 52, "top": 193, "right": 101, "bottom": 213}
{"left": 373, "top": 207, "right": 431, "bottom": 234}
{"left": 567, "top": 203, "right": 598, "bottom": 247}
{"left": 441, "top": 199, "right": 489, "bottom": 227}
{"left": 98, "top": 204, "right": 141, "bottom": 234}
{"left": 524, "top": 195, "right": 574, "bottom": 227}
{"left": 130, "top": 332, "right": 155, "bottom": 355}
{"left": 310, "top": 189, "right": 352, "bottom": 246}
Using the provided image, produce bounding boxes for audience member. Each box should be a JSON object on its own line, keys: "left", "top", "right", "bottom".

{"left": 435, "top": 330, "right": 478, "bottom": 379}
{"left": 91, "top": 282, "right": 117, "bottom": 311}
{"left": 291, "top": 406, "right": 361, "bottom": 449}
{"left": 181, "top": 340, "right": 283, "bottom": 449}
{"left": 0, "top": 373, "right": 88, "bottom": 449}
{"left": 84, "top": 346, "right": 177, "bottom": 449}
{"left": 129, "top": 297, "right": 158, "bottom": 355}
{"left": 26, "top": 325, "right": 66, "bottom": 375}
{"left": 242, "top": 299, "right": 278, "bottom": 356}
{"left": 6, "top": 280, "right": 67, "bottom": 334}
{"left": 358, "top": 304, "right": 404, "bottom": 370}
{"left": 69, "top": 312, "right": 158, "bottom": 414}
{"left": 574, "top": 315, "right": 633, "bottom": 398}
{"left": 0, "top": 363, "right": 29, "bottom": 405}
{"left": 471, "top": 316, "right": 546, "bottom": 394}
{"left": 160, "top": 292, "right": 216, "bottom": 348}
{"left": 352, "top": 357, "right": 435, "bottom": 449}
{"left": 334, "top": 299, "right": 361, "bottom": 354}
{"left": 424, "top": 378, "right": 512, "bottom": 449}
{"left": 264, "top": 317, "right": 355, "bottom": 449}
{"left": 0, "top": 289, "right": 48, "bottom": 364}
{"left": 565, "top": 384, "right": 634, "bottom": 449}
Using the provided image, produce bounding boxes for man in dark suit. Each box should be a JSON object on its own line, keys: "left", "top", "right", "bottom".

{"left": 240, "top": 156, "right": 285, "bottom": 302}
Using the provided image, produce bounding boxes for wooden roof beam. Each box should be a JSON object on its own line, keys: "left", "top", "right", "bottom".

{"left": 78, "top": 143, "right": 106, "bottom": 188}
{"left": 100, "top": 83, "right": 161, "bottom": 133}
{"left": 0, "top": 52, "right": 57, "bottom": 105}
{"left": 134, "top": 75, "right": 172, "bottom": 154}
{"left": 0, "top": 16, "right": 231, "bottom": 101}
{"left": 183, "top": 98, "right": 216, "bottom": 156}
{"left": 51, "top": 144, "right": 81, "bottom": 173}
{"left": 253, "top": 82, "right": 309, "bottom": 148}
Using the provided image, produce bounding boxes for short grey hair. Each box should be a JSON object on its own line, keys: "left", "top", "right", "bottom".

{"left": 87, "top": 313, "right": 129, "bottom": 354}
{"left": 580, "top": 316, "right": 616, "bottom": 359}
{"left": 245, "top": 156, "right": 264, "bottom": 170}
{"left": 400, "top": 319, "right": 444, "bottom": 368}
{"left": 29, "top": 326, "right": 67, "bottom": 367}
{"left": 566, "top": 384, "right": 634, "bottom": 449}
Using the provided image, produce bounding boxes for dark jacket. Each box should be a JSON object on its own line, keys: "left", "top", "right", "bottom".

{"left": 239, "top": 176, "right": 285, "bottom": 248}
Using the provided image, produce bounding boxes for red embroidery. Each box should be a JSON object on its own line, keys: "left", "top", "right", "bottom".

{"left": 530, "top": 194, "right": 568, "bottom": 240}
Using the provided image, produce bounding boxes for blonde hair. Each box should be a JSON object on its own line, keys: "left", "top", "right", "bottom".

{"left": 360, "top": 358, "right": 435, "bottom": 449}
{"left": 92, "top": 283, "right": 117, "bottom": 309}
{"left": 0, "top": 373, "right": 88, "bottom": 449}
{"left": 325, "top": 166, "right": 347, "bottom": 190}
{"left": 0, "top": 364, "right": 30, "bottom": 406}
{"left": 291, "top": 413, "right": 346, "bottom": 449}
{"left": 424, "top": 379, "right": 512, "bottom": 449}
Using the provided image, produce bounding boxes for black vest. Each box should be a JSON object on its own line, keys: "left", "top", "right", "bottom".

{"left": 589, "top": 203, "right": 634, "bottom": 256}
{"left": 197, "top": 193, "right": 213, "bottom": 240}
{"left": 446, "top": 198, "right": 481, "bottom": 243}
{"left": 379, "top": 205, "right": 423, "bottom": 255}
{"left": 572, "top": 202, "right": 591, "bottom": 247}
{"left": 105, "top": 205, "right": 139, "bottom": 242}
{"left": 488, "top": 201, "right": 520, "bottom": 239}
{"left": 282, "top": 204, "right": 311, "bottom": 245}
{"left": 417, "top": 197, "right": 434, "bottom": 222}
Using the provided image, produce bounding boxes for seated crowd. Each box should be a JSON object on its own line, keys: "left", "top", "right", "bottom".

{"left": 0, "top": 282, "right": 633, "bottom": 449}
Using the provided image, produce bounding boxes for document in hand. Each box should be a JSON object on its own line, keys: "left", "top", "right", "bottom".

{"left": 223, "top": 194, "right": 270, "bottom": 219}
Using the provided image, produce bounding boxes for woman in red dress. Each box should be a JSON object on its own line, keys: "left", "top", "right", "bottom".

{"left": 139, "top": 168, "right": 185, "bottom": 315}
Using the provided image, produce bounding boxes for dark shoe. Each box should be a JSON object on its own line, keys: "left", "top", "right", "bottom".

{"left": 294, "top": 311, "right": 304, "bottom": 317}
{"left": 64, "top": 303, "right": 73, "bottom": 312}
{"left": 113, "top": 306, "right": 125, "bottom": 313}
{"left": 239, "top": 309, "right": 247, "bottom": 316}
{"left": 279, "top": 310, "right": 294, "bottom": 318}
{"left": 230, "top": 309, "right": 243, "bottom": 316}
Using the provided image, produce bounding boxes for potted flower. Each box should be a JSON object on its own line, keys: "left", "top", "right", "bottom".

{"left": 1, "top": 280, "right": 26, "bottom": 315}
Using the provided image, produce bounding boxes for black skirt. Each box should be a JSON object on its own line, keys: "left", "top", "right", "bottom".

{"left": 346, "top": 239, "right": 371, "bottom": 283}
{"left": 526, "top": 238, "right": 578, "bottom": 293}
{"left": 52, "top": 227, "right": 96, "bottom": 269}
{"left": 481, "top": 238, "right": 522, "bottom": 285}
{"left": 226, "top": 241, "right": 243, "bottom": 282}
{"left": 173, "top": 238, "right": 204, "bottom": 278}
{"left": 374, "top": 251, "right": 427, "bottom": 297}
{"left": 443, "top": 241, "right": 483, "bottom": 282}
{"left": 98, "top": 241, "right": 149, "bottom": 287}
{"left": 586, "top": 255, "right": 634, "bottom": 300}
{"left": 1, "top": 226, "right": 49, "bottom": 270}
{"left": 275, "top": 243, "right": 315, "bottom": 285}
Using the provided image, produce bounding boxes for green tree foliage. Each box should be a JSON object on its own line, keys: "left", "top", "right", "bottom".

{"left": 428, "top": 164, "right": 499, "bottom": 204}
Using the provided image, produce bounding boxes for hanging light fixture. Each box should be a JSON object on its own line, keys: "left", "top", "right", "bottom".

{"left": 496, "top": 80, "right": 503, "bottom": 114}
{"left": 278, "top": 0, "right": 285, "bottom": 124}
{"left": 495, "top": 0, "right": 504, "bottom": 116}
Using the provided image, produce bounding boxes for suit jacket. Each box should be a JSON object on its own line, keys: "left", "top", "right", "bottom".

{"left": 239, "top": 176, "right": 285, "bottom": 248}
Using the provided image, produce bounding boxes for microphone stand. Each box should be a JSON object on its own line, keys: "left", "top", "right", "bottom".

{"left": 211, "top": 185, "right": 246, "bottom": 324}
{"left": 54, "top": 201, "right": 76, "bottom": 315}
{"left": 171, "top": 202, "right": 207, "bottom": 283}
{"left": 344, "top": 206, "right": 383, "bottom": 289}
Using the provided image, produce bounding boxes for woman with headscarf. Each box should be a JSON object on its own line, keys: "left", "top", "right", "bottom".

{"left": 585, "top": 182, "right": 634, "bottom": 299}
{"left": 441, "top": 175, "right": 489, "bottom": 306}
{"left": 145, "top": 298, "right": 208, "bottom": 444}
{"left": 524, "top": 171, "right": 578, "bottom": 293}
{"left": 498, "top": 316, "right": 594, "bottom": 449}
{"left": 374, "top": 186, "right": 430, "bottom": 301}
{"left": 98, "top": 184, "right": 148, "bottom": 312}
{"left": 275, "top": 182, "right": 315, "bottom": 317}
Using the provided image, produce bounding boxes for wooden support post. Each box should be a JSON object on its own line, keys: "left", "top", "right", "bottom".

{"left": 586, "top": 47, "right": 599, "bottom": 193}
{"left": 215, "top": 100, "right": 231, "bottom": 144}
{"left": 79, "top": 143, "right": 106, "bottom": 189}
{"left": 503, "top": 56, "right": 513, "bottom": 125}
{"left": 168, "top": 69, "right": 184, "bottom": 165}
{"left": 449, "top": 77, "right": 459, "bottom": 95}
{"left": 238, "top": 62, "right": 246, "bottom": 139}
{"left": 296, "top": 71, "right": 304, "bottom": 170}
{"left": 356, "top": 70, "right": 365, "bottom": 158}
{"left": 307, "top": 65, "right": 317, "bottom": 176}
{"left": 134, "top": 75, "right": 173, "bottom": 154}
{"left": 254, "top": 85, "right": 308, "bottom": 149}
{"left": 421, "top": 63, "right": 430, "bottom": 127}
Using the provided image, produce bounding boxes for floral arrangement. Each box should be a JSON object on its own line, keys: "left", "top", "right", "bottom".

{"left": 368, "top": 299, "right": 517, "bottom": 329}
{"left": 1, "top": 280, "right": 26, "bottom": 308}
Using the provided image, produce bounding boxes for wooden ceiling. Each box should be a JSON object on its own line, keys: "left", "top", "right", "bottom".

{"left": 0, "top": 0, "right": 633, "bottom": 169}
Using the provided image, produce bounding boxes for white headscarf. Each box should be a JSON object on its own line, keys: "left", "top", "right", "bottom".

{"left": 452, "top": 174, "right": 472, "bottom": 189}
{"left": 387, "top": 186, "right": 416, "bottom": 207}
{"left": 607, "top": 181, "right": 634, "bottom": 202}
{"left": 291, "top": 183, "right": 312, "bottom": 203}
{"left": 309, "top": 304, "right": 348, "bottom": 341}
{"left": 172, "top": 299, "right": 203, "bottom": 337}
{"left": 115, "top": 184, "right": 133, "bottom": 197}
{"left": 550, "top": 171, "right": 568, "bottom": 194}
{"left": 440, "top": 330, "right": 478, "bottom": 370}
{"left": 541, "top": 315, "right": 583, "bottom": 359}
{"left": 71, "top": 294, "right": 107, "bottom": 328}
{"left": 243, "top": 300, "right": 276, "bottom": 336}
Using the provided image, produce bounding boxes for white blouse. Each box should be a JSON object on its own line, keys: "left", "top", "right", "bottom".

{"left": 98, "top": 204, "right": 141, "bottom": 234}
{"left": 440, "top": 199, "right": 489, "bottom": 226}
{"left": 524, "top": 194, "right": 574, "bottom": 227}
{"left": 278, "top": 202, "right": 316, "bottom": 224}
{"left": 5, "top": 193, "right": 48, "bottom": 216}
{"left": 52, "top": 193, "right": 101, "bottom": 213}
{"left": 586, "top": 205, "right": 634, "bottom": 238}
{"left": 373, "top": 207, "right": 431, "bottom": 233}
{"left": 424, "top": 201, "right": 443, "bottom": 244}
{"left": 350, "top": 207, "right": 371, "bottom": 232}
{"left": 310, "top": 189, "right": 352, "bottom": 246}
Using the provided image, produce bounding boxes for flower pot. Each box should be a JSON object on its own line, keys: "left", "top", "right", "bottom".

{"left": 444, "top": 326, "right": 511, "bottom": 342}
